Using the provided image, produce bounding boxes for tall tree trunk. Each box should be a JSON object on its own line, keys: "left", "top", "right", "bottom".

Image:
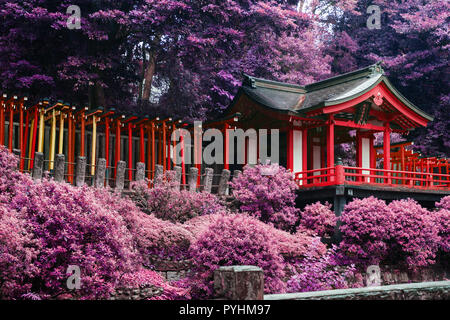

{"left": 142, "top": 52, "right": 157, "bottom": 102}
{"left": 88, "top": 80, "right": 106, "bottom": 109}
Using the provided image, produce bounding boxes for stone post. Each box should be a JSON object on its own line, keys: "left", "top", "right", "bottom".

{"left": 135, "top": 162, "right": 146, "bottom": 182}
{"left": 115, "top": 161, "right": 126, "bottom": 191}
{"left": 54, "top": 154, "right": 66, "bottom": 182}
{"left": 32, "top": 152, "right": 44, "bottom": 180}
{"left": 202, "top": 168, "right": 214, "bottom": 193}
{"left": 13, "top": 149, "right": 21, "bottom": 169}
{"left": 94, "top": 158, "right": 107, "bottom": 188}
{"left": 232, "top": 170, "right": 242, "bottom": 182}
{"left": 154, "top": 165, "right": 164, "bottom": 185}
{"left": 214, "top": 266, "right": 264, "bottom": 300}
{"left": 75, "top": 156, "right": 86, "bottom": 187}
{"left": 188, "top": 167, "right": 199, "bottom": 192}
{"left": 174, "top": 166, "right": 182, "bottom": 190}
{"left": 217, "top": 169, "right": 231, "bottom": 196}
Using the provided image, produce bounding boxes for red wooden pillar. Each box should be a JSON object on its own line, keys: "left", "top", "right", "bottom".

{"left": 224, "top": 124, "right": 229, "bottom": 170}
{"left": 22, "top": 108, "right": 30, "bottom": 172}
{"left": 152, "top": 123, "right": 156, "bottom": 178}
{"left": 139, "top": 125, "right": 145, "bottom": 164}
{"left": 80, "top": 111, "right": 86, "bottom": 157}
{"left": 8, "top": 102, "right": 14, "bottom": 151}
{"left": 146, "top": 126, "right": 152, "bottom": 182}
{"left": 158, "top": 126, "right": 162, "bottom": 166}
{"left": 400, "top": 144, "right": 406, "bottom": 185}
{"left": 29, "top": 107, "right": 39, "bottom": 170}
{"left": 127, "top": 122, "right": 134, "bottom": 182}
{"left": 167, "top": 126, "right": 172, "bottom": 171}
{"left": 67, "top": 111, "right": 73, "bottom": 183}
{"left": 114, "top": 119, "right": 121, "bottom": 178}
{"left": 18, "top": 102, "right": 24, "bottom": 171}
{"left": 326, "top": 116, "right": 335, "bottom": 168}
{"left": 0, "top": 96, "right": 4, "bottom": 145}
{"left": 105, "top": 117, "right": 110, "bottom": 168}
{"left": 162, "top": 122, "right": 167, "bottom": 171}
{"left": 383, "top": 123, "right": 391, "bottom": 184}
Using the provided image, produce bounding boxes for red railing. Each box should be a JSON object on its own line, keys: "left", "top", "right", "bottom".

{"left": 295, "top": 165, "right": 450, "bottom": 190}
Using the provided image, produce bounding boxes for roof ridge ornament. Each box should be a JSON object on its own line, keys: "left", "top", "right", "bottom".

{"left": 369, "top": 61, "right": 384, "bottom": 76}
{"left": 242, "top": 73, "right": 256, "bottom": 88}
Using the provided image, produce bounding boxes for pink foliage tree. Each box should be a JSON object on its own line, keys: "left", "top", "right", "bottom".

{"left": 388, "top": 199, "right": 440, "bottom": 268}
{"left": 338, "top": 196, "right": 394, "bottom": 266}
{"left": 298, "top": 202, "right": 337, "bottom": 238}
{"left": 230, "top": 163, "right": 300, "bottom": 231}
{"left": 339, "top": 196, "right": 441, "bottom": 269}
{"left": 130, "top": 177, "right": 227, "bottom": 223}
{"left": 0, "top": 146, "right": 188, "bottom": 299}
{"left": 287, "top": 240, "right": 363, "bottom": 293}
{"left": 185, "top": 213, "right": 326, "bottom": 298}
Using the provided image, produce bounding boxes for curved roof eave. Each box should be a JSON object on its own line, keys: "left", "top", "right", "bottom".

{"left": 303, "top": 76, "right": 433, "bottom": 122}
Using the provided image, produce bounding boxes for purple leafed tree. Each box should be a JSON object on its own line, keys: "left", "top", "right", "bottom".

{"left": 0, "top": 0, "right": 333, "bottom": 120}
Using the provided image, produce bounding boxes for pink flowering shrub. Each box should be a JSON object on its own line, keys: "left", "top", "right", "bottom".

{"left": 436, "top": 196, "right": 450, "bottom": 211}
{"left": 90, "top": 187, "right": 193, "bottom": 262}
{"left": 287, "top": 240, "right": 363, "bottom": 293}
{"left": 298, "top": 202, "right": 337, "bottom": 238}
{"left": 434, "top": 196, "right": 450, "bottom": 255}
{"left": 130, "top": 178, "right": 227, "bottom": 223}
{"left": 187, "top": 214, "right": 287, "bottom": 298}
{"left": 184, "top": 214, "right": 326, "bottom": 265}
{"left": 339, "top": 196, "right": 441, "bottom": 269}
{"left": 0, "top": 206, "right": 40, "bottom": 299}
{"left": 388, "top": 199, "right": 440, "bottom": 267}
{"left": 338, "top": 197, "right": 394, "bottom": 266}
{"left": 0, "top": 146, "right": 191, "bottom": 299}
{"left": 230, "top": 163, "right": 300, "bottom": 231}
{"left": 10, "top": 181, "right": 141, "bottom": 299}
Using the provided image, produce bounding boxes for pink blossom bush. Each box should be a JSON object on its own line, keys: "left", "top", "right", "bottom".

{"left": 338, "top": 196, "right": 395, "bottom": 266}
{"left": 0, "top": 146, "right": 191, "bottom": 299}
{"left": 339, "top": 196, "right": 441, "bottom": 269}
{"left": 90, "top": 187, "right": 193, "bottom": 262}
{"left": 388, "top": 199, "right": 440, "bottom": 267}
{"left": 287, "top": 240, "right": 363, "bottom": 293}
{"left": 184, "top": 213, "right": 327, "bottom": 298}
{"left": 0, "top": 206, "right": 40, "bottom": 299}
{"left": 130, "top": 178, "right": 227, "bottom": 223}
{"left": 436, "top": 196, "right": 450, "bottom": 211}
{"left": 433, "top": 196, "right": 449, "bottom": 255}
{"left": 298, "top": 202, "right": 337, "bottom": 238}
{"left": 184, "top": 214, "right": 326, "bottom": 265}
{"left": 433, "top": 206, "right": 450, "bottom": 267}
{"left": 186, "top": 214, "right": 287, "bottom": 298}
{"left": 230, "top": 163, "right": 300, "bottom": 231}
{"left": 11, "top": 181, "right": 141, "bottom": 299}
